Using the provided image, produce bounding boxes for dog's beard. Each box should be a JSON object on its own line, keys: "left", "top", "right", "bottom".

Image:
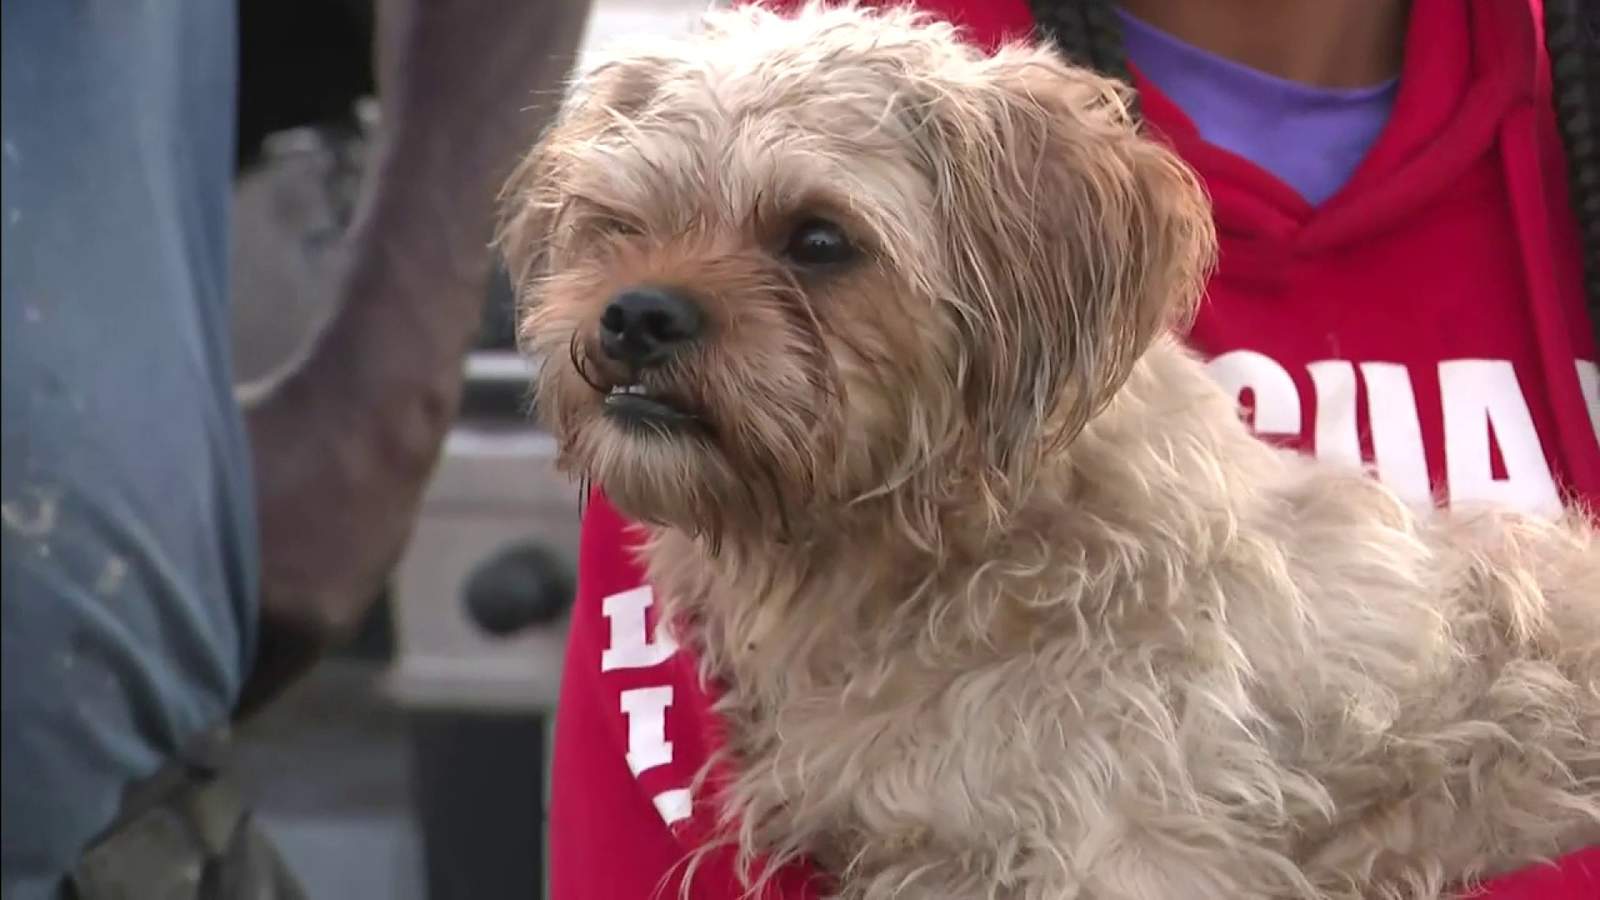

{"left": 528, "top": 264, "right": 848, "bottom": 549}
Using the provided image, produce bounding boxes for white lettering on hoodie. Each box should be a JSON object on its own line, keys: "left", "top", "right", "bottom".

{"left": 1207, "top": 352, "right": 1596, "bottom": 518}
{"left": 601, "top": 585, "right": 691, "bottom": 824}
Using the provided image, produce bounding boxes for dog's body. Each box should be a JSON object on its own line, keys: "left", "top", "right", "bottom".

{"left": 646, "top": 339, "right": 1600, "bottom": 899}
{"left": 501, "top": 4, "right": 1600, "bottom": 897}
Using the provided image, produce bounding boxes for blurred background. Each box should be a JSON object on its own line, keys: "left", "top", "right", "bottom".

{"left": 225, "top": 1, "right": 707, "bottom": 898}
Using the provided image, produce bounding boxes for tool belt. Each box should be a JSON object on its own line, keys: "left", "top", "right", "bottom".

{"left": 62, "top": 729, "right": 307, "bottom": 900}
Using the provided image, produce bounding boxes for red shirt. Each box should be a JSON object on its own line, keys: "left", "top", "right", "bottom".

{"left": 548, "top": 1, "right": 1600, "bottom": 897}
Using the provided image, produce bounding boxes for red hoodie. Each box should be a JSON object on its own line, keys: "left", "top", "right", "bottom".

{"left": 548, "top": 1, "right": 1600, "bottom": 897}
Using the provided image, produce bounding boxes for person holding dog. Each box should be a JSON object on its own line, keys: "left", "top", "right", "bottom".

{"left": 539, "top": 0, "right": 1600, "bottom": 897}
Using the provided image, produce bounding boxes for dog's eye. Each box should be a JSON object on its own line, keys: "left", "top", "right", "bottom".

{"left": 784, "top": 218, "right": 856, "bottom": 267}
{"left": 598, "top": 217, "right": 642, "bottom": 236}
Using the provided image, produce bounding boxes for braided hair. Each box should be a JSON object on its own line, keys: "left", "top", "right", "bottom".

{"left": 1027, "top": 0, "right": 1133, "bottom": 96}
{"left": 1544, "top": 0, "right": 1600, "bottom": 354}
{"left": 1029, "top": 0, "right": 1600, "bottom": 355}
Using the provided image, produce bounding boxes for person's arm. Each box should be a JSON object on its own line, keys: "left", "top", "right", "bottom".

{"left": 236, "top": 0, "right": 593, "bottom": 716}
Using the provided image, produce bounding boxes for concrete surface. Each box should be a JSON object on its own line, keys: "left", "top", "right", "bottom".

{"left": 228, "top": 660, "right": 425, "bottom": 900}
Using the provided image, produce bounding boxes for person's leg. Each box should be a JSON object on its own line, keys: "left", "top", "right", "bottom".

{"left": 1, "top": 2, "right": 257, "bottom": 896}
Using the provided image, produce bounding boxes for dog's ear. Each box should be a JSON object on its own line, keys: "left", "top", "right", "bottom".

{"left": 915, "top": 46, "right": 1215, "bottom": 489}
{"left": 495, "top": 56, "right": 667, "bottom": 307}
{"left": 496, "top": 131, "right": 562, "bottom": 303}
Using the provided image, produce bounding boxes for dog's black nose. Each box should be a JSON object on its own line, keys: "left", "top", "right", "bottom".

{"left": 598, "top": 286, "right": 703, "bottom": 368}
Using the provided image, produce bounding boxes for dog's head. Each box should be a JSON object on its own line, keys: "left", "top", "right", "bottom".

{"left": 500, "top": 2, "right": 1214, "bottom": 544}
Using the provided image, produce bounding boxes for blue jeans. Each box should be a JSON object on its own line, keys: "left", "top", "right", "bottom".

{"left": 2, "top": 2, "right": 257, "bottom": 897}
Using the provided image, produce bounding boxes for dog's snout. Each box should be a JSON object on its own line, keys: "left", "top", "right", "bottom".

{"left": 599, "top": 287, "right": 703, "bottom": 368}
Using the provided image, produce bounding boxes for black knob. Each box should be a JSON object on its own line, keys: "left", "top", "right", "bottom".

{"left": 463, "top": 543, "right": 574, "bottom": 637}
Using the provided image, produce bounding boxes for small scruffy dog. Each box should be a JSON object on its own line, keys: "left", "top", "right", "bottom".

{"left": 500, "top": 4, "right": 1600, "bottom": 897}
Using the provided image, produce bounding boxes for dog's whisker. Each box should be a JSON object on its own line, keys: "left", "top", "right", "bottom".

{"left": 567, "top": 330, "right": 609, "bottom": 394}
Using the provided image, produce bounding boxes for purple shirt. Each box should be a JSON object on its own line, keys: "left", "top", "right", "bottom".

{"left": 1118, "top": 7, "right": 1398, "bottom": 206}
